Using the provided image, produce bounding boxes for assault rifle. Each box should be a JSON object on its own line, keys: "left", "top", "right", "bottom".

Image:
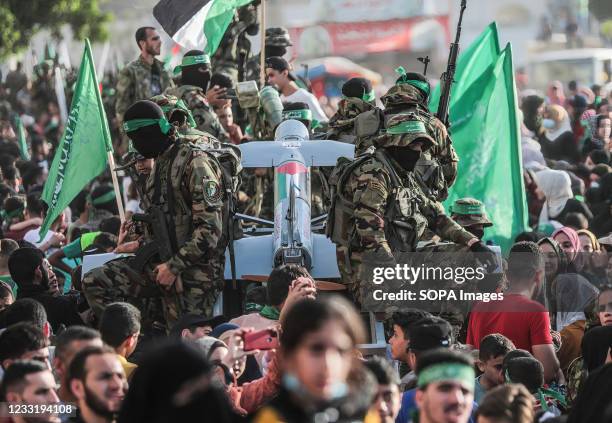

{"left": 436, "top": 0, "right": 467, "bottom": 128}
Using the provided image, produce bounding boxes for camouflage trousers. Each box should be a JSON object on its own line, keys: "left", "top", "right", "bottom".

{"left": 336, "top": 246, "right": 366, "bottom": 305}
{"left": 82, "top": 254, "right": 225, "bottom": 330}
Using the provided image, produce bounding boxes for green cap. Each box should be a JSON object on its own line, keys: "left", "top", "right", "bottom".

{"left": 450, "top": 198, "right": 492, "bottom": 227}
{"left": 173, "top": 54, "right": 211, "bottom": 75}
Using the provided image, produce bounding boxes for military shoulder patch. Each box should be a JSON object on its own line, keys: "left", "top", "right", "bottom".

{"left": 204, "top": 180, "right": 223, "bottom": 202}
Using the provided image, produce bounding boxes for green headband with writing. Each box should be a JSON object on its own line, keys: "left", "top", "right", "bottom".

{"left": 395, "top": 66, "right": 430, "bottom": 96}
{"left": 123, "top": 118, "right": 173, "bottom": 134}
{"left": 160, "top": 99, "right": 197, "bottom": 128}
{"left": 450, "top": 202, "right": 486, "bottom": 216}
{"left": 387, "top": 120, "right": 426, "bottom": 135}
{"left": 173, "top": 54, "right": 211, "bottom": 75}
{"left": 282, "top": 109, "right": 313, "bottom": 121}
{"left": 417, "top": 363, "right": 475, "bottom": 389}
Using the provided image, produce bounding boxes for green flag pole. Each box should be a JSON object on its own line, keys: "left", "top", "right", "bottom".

{"left": 85, "top": 39, "right": 126, "bottom": 223}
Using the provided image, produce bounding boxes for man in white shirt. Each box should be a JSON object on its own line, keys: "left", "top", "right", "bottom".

{"left": 265, "top": 56, "right": 328, "bottom": 123}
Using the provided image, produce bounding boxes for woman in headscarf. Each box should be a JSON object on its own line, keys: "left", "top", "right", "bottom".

{"left": 577, "top": 229, "right": 609, "bottom": 287}
{"left": 537, "top": 237, "right": 568, "bottom": 309}
{"left": 546, "top": 80, "right": 566, "bottom": 106}
{"left": 552, "top": 274, "right": 599, "bottom": 373}
{"left": 539, "top": 104, "right": 580, "bottom": 163}
{"left": 553, "top": 227, "right": 582, "bottom": 272}
{"left": 535, "top": 170, "right": 592, "bottom": 228}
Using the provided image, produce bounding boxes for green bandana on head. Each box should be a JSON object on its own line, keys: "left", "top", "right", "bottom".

{"left": 123, "top": 118, "right": 173, "bottom": 134}
{"left": 387, "top": 120, "right": 427, "bottom": 135}
{"left": 395, "top": 66, "right": 430, "bottom": 97}
{"left": 173, "top": 54, "right": 211, "bottom": 75}
{"left": 282, "top": 109, "right": 313, "bottom": 122}
{"left": 417, "top": 363, "right": 475, "bottom": 390}
{"left": 362, "top": 89, "right": 375, "bottom": 102}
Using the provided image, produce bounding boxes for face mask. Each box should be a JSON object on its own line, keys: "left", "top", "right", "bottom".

{"left": 469, "top": 227, "right": 485, "bottom": 240}
{"left": 283, "top": 373, "right": 348, "bottom": 401}
{"left": 131, "top": 132, "right": 171, "bottom": 159}
{"left": 182, "top": 65, "right": 211, "bottom": 91}
{"left": 542, "top": 118, "right": 556, "bottom": 129}
{"left": 385, "top": 146, "right": 421, "bottom": 172}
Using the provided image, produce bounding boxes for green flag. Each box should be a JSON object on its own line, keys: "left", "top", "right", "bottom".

{"left": 40, "top": 39, "right": 113, "bottom": 240}
{"left": 438, "top": 42, "right": 527, "bottom": 252}
{"left": 14, "top": 116, "right": 30, "bottom": 161}
{"left": 429, "top": 22, "right": 501, "bottom": 115}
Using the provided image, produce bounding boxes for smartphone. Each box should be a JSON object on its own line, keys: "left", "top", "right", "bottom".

{"left": 243, "top": 328, "right": 279, "bottom": 351}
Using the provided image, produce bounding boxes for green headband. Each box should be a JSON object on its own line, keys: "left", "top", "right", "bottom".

{"left": 395, "top": 66, "right": 430, "bottom": 96}
{"left": 160, "top": 99, "right": 197, "bottom": 128}
{"left": 417, "top": 363, "right": 475, "bottom": 389}
{"left": 282, "top": 109, "right": 313, "bottom": 121}
{"left": 451, "top": 203, "right": 486, "bottom": 216}
{"left": 123, "top": 118, "right": 172, "bottom": 134}
{"left": 362, "top": 89, "right": 375, "bottom": 102}
{"left": 387, "top": 120, "right": 426, "bottom": 135}
{"left": 173, "top": 54, "right": 211, "bottom": 75}
{"left": 90, "top": 191, "right": 116, "bottom": 206}
{"left": 341, "top": 89, "right": 375, "bottom": 103}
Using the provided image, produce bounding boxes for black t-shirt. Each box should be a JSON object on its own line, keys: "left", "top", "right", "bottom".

{"left": 18, "top": 287, "right": 84, "bottom": 332}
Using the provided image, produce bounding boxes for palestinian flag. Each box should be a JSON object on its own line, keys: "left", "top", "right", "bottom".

{"left": 153, "top": 0, "right": 254, "bottom": 55}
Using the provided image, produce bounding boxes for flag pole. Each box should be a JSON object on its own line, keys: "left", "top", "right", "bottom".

{"left": 85, "top": 39, "right": 126, "bottom": 224}
{"left": 107, "top": 152, "right": 126, "bottom": 223}
{"left": 259, "top": 0, "right": 266, "bottom": 87}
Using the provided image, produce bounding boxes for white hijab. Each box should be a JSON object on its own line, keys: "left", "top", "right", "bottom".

{"left": 534, "top": 169, "right": 573, "bottom": 226}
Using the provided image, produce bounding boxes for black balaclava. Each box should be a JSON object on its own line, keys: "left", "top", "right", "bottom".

{"left": 124, "top": 100, "right": 173, "bottom": 159}
{"left": 181, "top": 50, "right": 211, "bottom": 91}
{"left": 265, "top": 45, "right": 287, "bottom": 59}
{"left": 384, "top": 146, "right": 421, "bottom": 172}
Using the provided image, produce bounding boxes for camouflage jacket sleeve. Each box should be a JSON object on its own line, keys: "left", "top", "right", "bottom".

{"left": 166, "top": 153, "right": 224, "bottom": 274}
{"left": 430, "top": 116, "right": 459, "bottom": 186}
{"left": 184, "top": 91, "right": 230, "bottom": 143}
{"left": 420, "top": 195, "right": 475, "bottom": 246}
{"left": 115, "top": 66, "right": 134, "bottom": 122}
{"left": 351, "top": 161, "right": 394, "bottom": 259}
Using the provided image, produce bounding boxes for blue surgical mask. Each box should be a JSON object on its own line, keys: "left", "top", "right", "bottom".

{"left": 543, "top": 118, "right": 556, "bottom": 129}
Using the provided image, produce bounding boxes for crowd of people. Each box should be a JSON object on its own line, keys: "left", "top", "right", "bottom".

{"left": 0, "top": 14, "right": 610, "bottom": 423}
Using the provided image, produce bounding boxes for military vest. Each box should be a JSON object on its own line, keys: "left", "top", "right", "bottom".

{"left": 327, "top": 149, "right": 428, "bottom": 253}
{"left": 145, "top": 139, "right": 241, "bottom": 252}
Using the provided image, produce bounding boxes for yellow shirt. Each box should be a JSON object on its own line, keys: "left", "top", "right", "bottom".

{"left": 117, "top": 354, "right": 138, "bottom": 379}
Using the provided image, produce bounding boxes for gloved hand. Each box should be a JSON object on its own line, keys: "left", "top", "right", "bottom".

{"left": 469, "top": 240, "right": 497, "bottom": 272}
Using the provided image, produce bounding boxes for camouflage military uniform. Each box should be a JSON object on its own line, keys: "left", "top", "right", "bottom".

{"left": 82, "top": 136, "right": 230, "bottom": 328}
{"left": 379, "top": 82, "right": 458, "bottom": 202}
{"left": 115, "top": 56, "right": 174, "bottom": 123}
{"left": 211, "top": 3, "right": 258, "bottom": 83}
{"left": 327, "top": 97, "right": 376, "bottom": 144}
{"left": 334, "top": 115, "right": 474, "bottom": 303}
{"left": 165, "top": 85, "right": 229, "bottom": 143}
